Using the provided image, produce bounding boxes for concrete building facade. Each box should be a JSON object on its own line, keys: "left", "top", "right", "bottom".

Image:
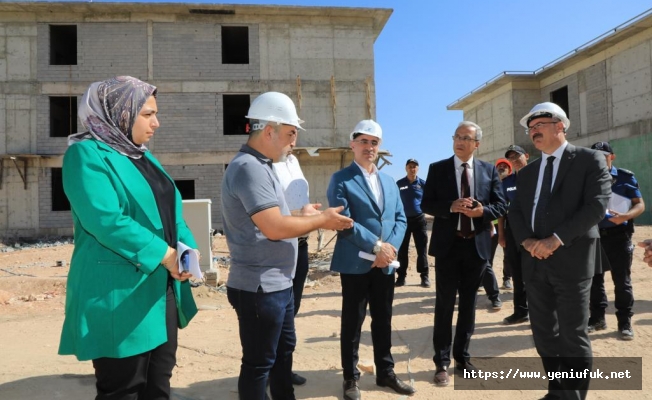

{"left": 448, "top": 9, "right": 652, "bottom": 224}
{"left": 0, "top": 2, "right": 392, "bottom": 238}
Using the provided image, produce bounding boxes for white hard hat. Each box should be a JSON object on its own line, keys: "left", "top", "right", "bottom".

{"left": 350, "top": 119, "right": 382, "bottom": 140}
{"left": 245, "top": 92, "right": 305, "bottom": 131}
{"left": 519, "top": 102, "right": 570, "bottom": 131}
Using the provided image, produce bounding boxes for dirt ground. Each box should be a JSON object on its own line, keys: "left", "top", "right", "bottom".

{"left": 2, "top": 226, "right": 652, "bottom": 400}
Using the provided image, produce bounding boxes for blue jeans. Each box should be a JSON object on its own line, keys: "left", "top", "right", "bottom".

{"left": 227, "top": 286, "right": 296, "bottom": 400}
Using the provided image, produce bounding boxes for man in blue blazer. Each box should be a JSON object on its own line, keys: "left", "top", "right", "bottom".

{"left": 421, "top": 121, "right": 507, "bottom": 386}
{"left": 328, "top": 120, "right": 414, "bottom": 400}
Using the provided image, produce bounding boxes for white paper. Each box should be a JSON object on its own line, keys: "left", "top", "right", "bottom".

{"left": 358, "top": 250, "right": 400, "bottom": 275}
{"left": 607, "top": 193, "right": 632, "bottom": 214}
{"left": 177, "top": 241, "right": 203, "bottom": 280}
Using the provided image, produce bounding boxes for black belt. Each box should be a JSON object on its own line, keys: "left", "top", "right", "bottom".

{"left": 599, "top": 225, "right": 630, "bottom": 236}
{"left": 407, "top": 213, "right": 424, "bottom": 219}
{"left": 455, "top": 231, "right": 476, "bottom": 239}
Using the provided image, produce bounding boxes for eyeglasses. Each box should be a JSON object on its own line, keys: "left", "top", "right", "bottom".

{"left": 452, "top": 135, "right": 478, "bottom": 142}
{"left": 352, "top": 139, "right": 380, "bottom": 147}
{"left": 525, "top": 121, "right": 558, "bottom": 134}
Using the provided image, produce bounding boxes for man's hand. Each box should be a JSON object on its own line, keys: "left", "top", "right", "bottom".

{"left": 371, "top": 242, "right": 397, "bottom": 269}
{"left": 607, "top": 209, "right": 628, "bottom": 225}
{"left": 454, "top": 197, "right": 484, "bottom": 218}
{"left": 320, "top": 206, "right": 354, "bottom": 231}
{"left": 526, "top": 236, "right": 561, "bottom": 259}
{"left": 301, "top": 203, "right": 323, "bottom": 216}
{"left": 637, "top": 239, "right": 652, "bottom": 268}
{"left": 498, "top": 235, "right": 506, "bottom": 248}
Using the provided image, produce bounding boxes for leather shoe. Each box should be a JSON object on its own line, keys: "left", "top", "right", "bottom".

{"left": 420, "top": 276, "right": 431, "bottom": 288}
{"left": 455, "top": 361, "right": 479, "bottom": 377}
{"left": 376, "top": 373, "right": 416, "bottom": 395}
{"left": 539, "top": 394, "right": 561, "bottom": 400}
{"left": 433, "top": 366, "right": 449, "bottom": 387}
{"left": 503, "top": 313, "right": 529, "bottom": 325}
{"left": 395, "top": 277, "right": 406, "bottom": 287}
{"left": 291, "top": 372, "right": 306, "bottom": 386}
{"left": 343, "top": 379, "right": 360, "bottom": 400}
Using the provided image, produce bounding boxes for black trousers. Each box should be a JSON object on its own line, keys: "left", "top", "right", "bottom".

{"left": 590, "top": 228, "right": 634, "bottom": 325}
{"left": 482, "top": 228, "right": 500, "bottom": 300}
{"left": 433, "top": 237, "right": 486, "bottom": 368}
{"left": 396, "top": 214, "right": 429, "bottom": 279}
{"left": 526, "top": 257, "right": 592, "bottom": 400}
{"left": 293, "top": 240, "right": 309, "bottom": 316}
{"left": 93, "top": 283, "right": 178, "bottom": 400}
{"left": 505, "top": 223, "right": 528, "bottom": 316}
{"left": 340, "top": 268, "right": 395, "bottom": 381}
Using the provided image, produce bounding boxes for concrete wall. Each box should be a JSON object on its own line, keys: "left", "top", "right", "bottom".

{"left": 0, "top": 5, "right": 385, "bottom": 237}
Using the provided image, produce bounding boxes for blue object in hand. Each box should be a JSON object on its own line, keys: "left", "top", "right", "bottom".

{"left": 180, "top": 251, "right": 190, "bottom": 272}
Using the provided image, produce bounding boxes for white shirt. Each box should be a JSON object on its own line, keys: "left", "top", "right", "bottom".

{"left": 354, "top": 160, "right": 384, "bottom": 213}
{"left": 453, "top": 155, "right": 475, "bottom": 231}
{"left": 272, "top": 154, "right": 309, "bottom": 212}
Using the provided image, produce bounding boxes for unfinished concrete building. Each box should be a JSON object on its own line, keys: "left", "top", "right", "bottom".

{"left": 447, "top": 8, "right": 652, "bottom": 224}
{"left": 0, "top": 2, "right": 392, "bottom": 238}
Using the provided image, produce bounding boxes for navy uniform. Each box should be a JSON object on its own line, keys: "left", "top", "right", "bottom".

{"left": 500, "top": 172, "right": 529, "bottom": 321}
{"left": 396, "top": 159, "right": 429, "bottom": 287}
{"left": 588, "top": 142, "right": 643, "bottom": 340}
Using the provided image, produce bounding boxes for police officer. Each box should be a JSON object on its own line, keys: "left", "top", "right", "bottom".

{"left": 501, "top": 145, "right": 530, "bottom": 325}
{"left": 396, "top": 159, "right": 430, "bottom": 288}
{"left": 588, "top": 141, "right": 645, "bottom": 340}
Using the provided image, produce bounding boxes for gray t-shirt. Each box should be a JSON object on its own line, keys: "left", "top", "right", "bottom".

{"left": 221, "top": 144, "right": 298, "bottom": 293}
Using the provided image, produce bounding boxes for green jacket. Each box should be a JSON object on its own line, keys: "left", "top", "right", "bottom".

{"left": 58, "top": 139, "right": 198, "bottom": 361}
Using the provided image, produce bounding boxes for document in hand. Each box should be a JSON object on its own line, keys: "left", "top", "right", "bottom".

{"left": 358, "top": 251, "right": 400, "bottom": 275}
{"left": 177, "top": 241, "right": 203, "bottom": 279}
{"left": 608, "top": 193, "right": 632, "bottom": 214}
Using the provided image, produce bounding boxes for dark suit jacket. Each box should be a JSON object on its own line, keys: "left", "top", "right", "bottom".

{"left": 508, "top": 143, "right": 611, "bottom": 281}
{"left": 421, "top": 156, "right": 507, "bottom": 260}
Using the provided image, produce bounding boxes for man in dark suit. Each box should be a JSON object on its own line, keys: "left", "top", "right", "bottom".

{"left": 421, "top": 121, "right": 507, "bottom": 387}
{"left": 508, "top": 102, "right": 611, "bottom": 400}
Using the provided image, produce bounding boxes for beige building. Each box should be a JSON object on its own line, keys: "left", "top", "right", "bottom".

{"left": 0, "top": 2, "right": 392, "bottom": 238}
{"left": 447, "top": 8, "right": 652, "bottom": 223}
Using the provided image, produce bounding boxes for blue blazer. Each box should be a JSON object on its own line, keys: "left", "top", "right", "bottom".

{"left": 327, "top": 162, "right": 407, "bottom": 274}
{"left": 421, "top": 156, "right": 507, "bottom": 261}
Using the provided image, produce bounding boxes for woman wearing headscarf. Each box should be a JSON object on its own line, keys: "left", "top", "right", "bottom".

{"left": 58, "top": 76, "right": 199, "bottom": 400}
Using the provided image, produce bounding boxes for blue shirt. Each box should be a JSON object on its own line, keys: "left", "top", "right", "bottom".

{"left": 599, "top": 166, "right": 642, "bottom": 229}
{"left": 501, "top": 173, "right": 518, "bottom": 204}
{"left": 397, "top": 176, "right": 425, "bottom": 217}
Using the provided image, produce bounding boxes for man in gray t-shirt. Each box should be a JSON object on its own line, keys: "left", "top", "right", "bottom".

{"left": 221, "top": 91, "right": 353, "bottom": 400}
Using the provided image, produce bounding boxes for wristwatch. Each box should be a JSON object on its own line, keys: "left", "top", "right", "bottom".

{"left": 373, "top": 240, "right": 382, "bottom": 254}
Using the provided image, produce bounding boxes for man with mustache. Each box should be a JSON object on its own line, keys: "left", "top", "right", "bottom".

{"left": 422, "top": 121, "right": 507, "bottom": 386}
{"left": 327, "top": 119, "right": 414, "bottom": 400}
{"left": 508, "top": 102, "right": 611, "bottom": 400}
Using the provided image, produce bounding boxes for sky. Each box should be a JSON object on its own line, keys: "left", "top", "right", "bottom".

{"left": 85, "top": 0, "right": 652, "bottom": 180}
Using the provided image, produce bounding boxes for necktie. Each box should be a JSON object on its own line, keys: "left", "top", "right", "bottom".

{"left": 534, "top": 156, "right": 555, "bottom": 237}
{"left": 460, "top": 163, "right": 472, "bottom": 237}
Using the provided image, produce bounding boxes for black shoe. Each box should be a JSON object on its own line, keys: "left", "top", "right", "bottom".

{"left": 433, "top": 366, "right": 449, "bottom": 387}
{"left": 291, "top": 372, "right": 307, "bottom": 386}
{"left": 619, "top": 320, "right": 634, "bottom": 341}
{"left": 503, "top": 313, "right": 529, "bottom": 325}
{"left": 343, "top": 379, "right": 361, "bottom": 400}
{"left": 420, "top": 276, "right": 431, "bottom": 288}
{"left": 395, "top": 277, "right": 406, "bottom": 287}
{"left": 587, "top": 317, "right": 607, "bottom": 333}
{"left": 490, "top": 298, "right": 502, "bottom": 310}
{"left": 539, "top": 394, "right": 561, "bottom": 400}
{"left": 376, "top": 373, "right": 416, "bottom": 395}
{"left": 455, "top": 361, "right": 479, "bottom": 377}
